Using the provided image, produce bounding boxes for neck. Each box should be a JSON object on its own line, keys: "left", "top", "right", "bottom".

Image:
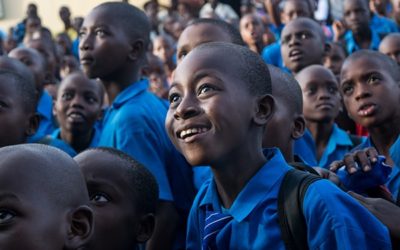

{"left": 307, "top": 120, "right": 334, "bottom": 161}
{"left": 354, "top": 28, "right": 372, "bottom": 48}
{"left": 100, "top": 65, "right": 140, "bottom": 104}
{"left": 60, "top": 129, "right": 94, "bottom": 153}
{"left": 248, "top": 42, "right": 263, "bottom": 54}
{"left": 211, "top": 144, "right": 266, "bottom": 209}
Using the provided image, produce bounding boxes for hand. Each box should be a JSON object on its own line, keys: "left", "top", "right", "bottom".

{"left": 313, "top": 167, "right": 345, "bottom": 189}
{"left": 332, "top": 20, "right": 347, "bottom": 41}
{"left": 329, "top": 147, "right": 379, "bottom": 174}
{"left": 348, "top": 191, "right": 400, "bottom": 245}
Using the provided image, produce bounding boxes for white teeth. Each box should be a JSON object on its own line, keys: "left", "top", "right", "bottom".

{"left": 179, "top": 127, "right": 209, "bottom": 139}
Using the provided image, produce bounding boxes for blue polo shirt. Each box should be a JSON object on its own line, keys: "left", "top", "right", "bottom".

{"left": 51, "top": 126, "right": 101, "bottom": 150}
{"left": 187, "top": 148, "right": 391, "bottom": 249}
{"left": 343, "top": 28, "right": 381, "bottom": 54}
{"left": 28, "top": 90, "right": 56, "bottom": 142}
{"left": 294, "top": 124, "right": 356, "bottom": 168}
{"left": 370, "top": 14, "right": 399, "bottom": 36}
{"left": 98, "top": 79, "right": 195, "bottom": 248}
{"left": 261, "top": 41, "right": 290, "bottom": 72}
{"left": 353, "top": 136, "right": 400, "bottom": 202}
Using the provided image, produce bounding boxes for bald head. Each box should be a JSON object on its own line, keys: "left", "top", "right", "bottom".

{"left": 379, "top": 33, "right": 400, "bottom": 65}
{"left": 0, "top": 144, "right": 89, "bottom": 208}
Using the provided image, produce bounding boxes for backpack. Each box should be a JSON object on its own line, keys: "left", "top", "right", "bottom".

{"left": 278, "top": 164, "right": 322, "bottom": 250}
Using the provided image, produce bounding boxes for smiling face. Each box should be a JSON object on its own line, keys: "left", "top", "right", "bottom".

{"left": 340, "top": 55, "right": 400, "bottom": 128}
{"left": 281, "top": 18, "right": 325, "bottom": 74}
{"left": 176, "top": 23, "right": 232, "bottom": 64}
{"left": 54, "top": 73, "right": 102, "bottom": 135}
{"left": 166, "top": 47, "right": 259, "bottom": 166}
{"left": 296, "top": 65, "right": 341, "bottom": 123}
{"left": 79, "top": 7, "right": 132, "bottom": 80}
{"left": 75, "top": 150, "right": 141, "bottom": 250}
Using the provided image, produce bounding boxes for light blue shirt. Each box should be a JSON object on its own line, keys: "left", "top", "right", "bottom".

{"left": 370, "top": 14, "right": 399, "bottom": 36}
{"left": 98, "top": 80, "right": 195, "bottom": 249}
{"left": 294, "top": 124, "right": 356, "bottom": 168}
{"left": 344, "top": 28, "right": 381, "bottom": 54}
{"left": 354, "top": 135, "right": 400, "bottom": 202}
{"left": 187, "top": 148, "right": 391, "bottom": 249}
{"left": 28, "top": 90, "right": 56, "bottom": 142}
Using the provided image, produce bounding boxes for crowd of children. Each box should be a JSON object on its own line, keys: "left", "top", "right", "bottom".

{"left": 0, "top": 0, "right": 399, "bottom": 249}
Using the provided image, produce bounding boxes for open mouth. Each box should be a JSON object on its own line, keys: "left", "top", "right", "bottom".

{"left": 289, "top": 49, "right": 303, "bottom": 60}
{"left": 67, "top": 112, "right": 85, "bottom": 122}
{"left": 316, "top": 102, "right": 334, "bottom": 109}
{"left": 177, "top": 126, "right": 211, "bottom": 142}
{"left": 80, "top": 56, "right": 93, "bottom": 65}
{"left": 357, "top": 103, "right": 376, "bottom": 116}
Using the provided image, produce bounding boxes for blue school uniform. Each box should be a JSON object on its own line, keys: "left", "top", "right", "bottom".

{"left": 187, "top": 148, "right": 391, "bottom": 250}
{"left": 28, "top": 90, "right": 56, "bottom": 143}
{"left": 98, "top": 79, "right": 195, "bottom": 249}
{"left": 261, "top": 41, "right": 290, "bottom": 72}
{"left": 294, "top": 124, "right": 356, "bottom": 168}
{"left": 51, "top": 126, "right": 101, "bottom": 149}
{"left": 370, "top": 14, "right": 399, "bottom": 36}
{"left": 353, "top": 136, "right": 400, "bottom": 202}
{"left": 343, "top": 29, "right": 381, "bottom": 54}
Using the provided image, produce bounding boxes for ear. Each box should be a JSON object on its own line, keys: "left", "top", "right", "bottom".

{"left": 25, "top": 112, "right": 39, "bottom": 136}
{"left": 52, "top": 100, "right": 58, "bottom": 117}
{"left": 65, "top": 205, "right": 94, "bottom": 250}
{"left": 135, "top": 213, "right": 156, "bottom": 243}
{"left": 128, "top": 39, "right": 145, "bottom": 62}
{"left": 253, "top": 94, "right": 274, "bottom": 126}
{"left": 291, "top": 114, "right": 306, "bottom": 139}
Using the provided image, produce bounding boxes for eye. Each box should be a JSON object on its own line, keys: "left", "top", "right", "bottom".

{"left": 78, "top": 31, "right": 86, "bottom": 39}
{"left": 168, "top": 92, "right": 181, "bottom": 105}
{"left": 341, "top": 83, "right": 354, "bottom": 95}
{"left": 198, "top": 84, "right": 216, "bottom": 96}
{"left": 95, "top": 29, "right": 106, "bottom": 37}
{"left": 367, "top": 74, "right": 380, "bottom": 84}
{"left": 0, "top": 210, "right": 15, "bottom": 224}
{"left": 300, "top": 32, "right": 311, "bottom": 40}
{"left": 90, "top": 193, "right": 110, "bottom": 204}
{"left": 85, "top": 94, "right": 98, "bottom": 104}
{"left": 306, "top": 86, "right": 317, "bottom": 95}
{"left": 61, "top": 92, "right": 73, "bottom": 101}
{"left": 328, "top": 85, "right": 338, "bottom": 94}
{"left": 177, "top": 50, "right": 187, "bottom": 61}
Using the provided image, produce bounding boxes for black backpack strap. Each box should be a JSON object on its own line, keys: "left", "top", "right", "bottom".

{"left": 278, "top": 168, "right": 321, "bottom": 250}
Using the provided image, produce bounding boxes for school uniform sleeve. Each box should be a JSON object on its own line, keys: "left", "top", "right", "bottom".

{"left": 303, "top": 179, "right": 392, "bottom": 250}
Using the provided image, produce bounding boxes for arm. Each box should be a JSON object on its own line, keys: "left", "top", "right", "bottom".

{"left": 146, "top": 201, "right": 180, "bottom": 250}
{"left": 263, "top": 0, "right": 282, "bottom": 27}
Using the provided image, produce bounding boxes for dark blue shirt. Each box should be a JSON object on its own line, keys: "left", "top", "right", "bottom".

{"left": 187, "top": 148, "right": 391, "bottom": 249}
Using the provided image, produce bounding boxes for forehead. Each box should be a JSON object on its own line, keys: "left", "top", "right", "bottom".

{"left": 84, "top": 7, "right": 120, "bottom": 27}
{"left": 381, "top": 36, "right": 400, "bottom": 50}
{"left": 178, "top": 24, "right": 231, "bottom": 48}
{"left": 341, "top": 56, "right": 391, "bottom": 79}
{"left": 345, "top": 0, "right": 368, "bottom": 9}
{"left": 10, "top": 49, "right": 41, "bottom": 62}
{"left": 284, "top": 0, "right": 309, "bottom": 11}
{"left": 59, "top": 75, "right": 101, "bottom": 93}
{"left": 298, "top": 67, "right": 337, "bottom": 86}
{"left": 240, "top": 14, "right": 260, "bottom": 24}
{"left": 282, "top": 21, "right": 318, "bottom": 36}
{"left": 0, "top": 74, "right": 19, "bottom": 94}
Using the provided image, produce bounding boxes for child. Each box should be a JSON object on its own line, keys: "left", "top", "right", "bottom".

{"left": 79, "top": 3, "right": 195, "bottom": 249}
{"left": 337, "top": 0, "right": 381, "bottom": 54}
{"left": 75, "top": 147, "right": 158, "bottom": 250}
{"left": 0, "top": 143, "right": 93, "bottom": 249}
{"left": 338, "top": 50, "right": 400, "bottom": 201}
{"left": 323, "top": 41, "right": 348, "bottom": 81}
{"left": 295, "top": 65, "right": 356, "bottom": 168}
{"left": 0, "top": 58, "right": 37, "bottom": 147}
{"left": 152, "top": 34, "right": 176, "bottom": 79}
{"left": 379, "top": 33, "right": 400, "bottom": 65}
{"left": 167, "top": 41, "right": 391, "bottom": 249}
{"left": 176, "top": 18, "right": 244, "bottom": 64}
{"left": 60, "top": 55, "right": 80, "bottom": 79}
{"left": 280, "top": 17, "right": 328, "bottom": 75}
{"left": 143, "top": 52, "right": 169, "bottom": 99}
{"left": 52, "top": 72, "right": 103, "bottom": 153}
{"left": 8, "top": 47, "right": 55, "bottom": 141}
{"left": 239, "top": 13, "right": 264, "bottom": 54}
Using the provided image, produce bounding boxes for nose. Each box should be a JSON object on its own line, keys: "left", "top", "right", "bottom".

{"left": 173, "top": 95, "right": 200, "bottom": 120}
{"left": 354, "top": 83, "right": 372, "bottom": 101}
{"left": 318, "top": 88, "right": 332, "bottom": 100}
{"left": 288, "top": 35, "right": 300, "bottom": 47}
{"left": 79, "top": 33, "right": 92, "bottom": 51}
{"left": 70, "top": 95, "right": 84, "bottom": 108}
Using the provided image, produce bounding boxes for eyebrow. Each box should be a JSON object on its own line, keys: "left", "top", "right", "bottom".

{"left": 0, "top": 193, "right": 20, "bottom": 202}
{"left": 170, "top": 70, "right": 222, "bottom": 90}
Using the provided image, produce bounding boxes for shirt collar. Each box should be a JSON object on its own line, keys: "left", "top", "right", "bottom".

{"left": 199, "top": 148, "right": 291, "bottom": 222}
{"left": 112, "top": 79, "right": 148, "bottom": 109}
{"left": 345, "top": 29, "right": 381, "bottom": 53}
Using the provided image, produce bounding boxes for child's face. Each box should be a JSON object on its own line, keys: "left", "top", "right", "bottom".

{"left": 26, "top": 39, "right": 57, "bottom": 83}
{"left": 297, "top": 67, "right": 341, "bottom": 123}
{"left": 281, "top": 1, "right": 311, "bottom": 24}
{"left": 323, "top": 44, "right": 347, "bottom": 78}
{"left": 176, "top": 24, "right": 231, "bottom": 64}
{"left": 54, "top": 75, "right": 102, "bottom": 135}
{"left": 60, "top": 55, "right": 80, "bottom": 79}
{"left": 75, "top": 151, "right": 140, "bottom": 250}
{"left": 340, "top": 56, "right": 400, "bottom": 128}
{"left": 8, "top": 48, "right": 45, "bottom": 94}
{"left": 79, "top": 7, "right": 131, "bottom": 79}
{"left": 344, "top": 0, "right": 370, "bottom": 33}
{"left": 281, "top": 21, "right": 324, "bottom": 74}
{"left": 240, "top": 14, "right": 263, "bottom": 46}
{"left": 165, "top": 49, "right": 257, "bottom": 166}
{"left": 0, "top": 156, "right": 67, "bottom": 249}
{"left": 379, "top": 37, "right": 400, "bottom": 65}
{"left": 152, "top": 37, "right": 174, "bottom": 63}
{"left": 0, "top": 75, "right": 33, "bottom": 147}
